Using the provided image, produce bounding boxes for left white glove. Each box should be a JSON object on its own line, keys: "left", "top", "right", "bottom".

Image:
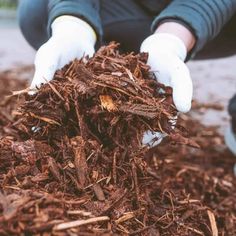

{"left": 30, "top": 15, "right": 96, "bottom": 91}
{"left": 140, "top": 33, "right": 193, "bottom": 147}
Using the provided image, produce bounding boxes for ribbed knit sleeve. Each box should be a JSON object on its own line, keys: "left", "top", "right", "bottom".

{"left": 48, "top": 0, "right": 102, "bottom": 41}
{"left": 151, "top": 0, "right": 236, "bottom": 57}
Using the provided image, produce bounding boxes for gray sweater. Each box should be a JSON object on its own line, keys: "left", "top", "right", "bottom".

{"left": 48, "top": 0, "right": 236, "bottom": 57}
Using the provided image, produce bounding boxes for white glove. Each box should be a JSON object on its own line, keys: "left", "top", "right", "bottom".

{"left": 142, "top": 116, "right": 177, "bottom": 147}
{"left": 30, "top": 16, "right": 96, "bottom": 91}
{"left": 140, "top": 33, "right": 192, "bottom": 113}
{"left": 140, "top": 33, "right": 193, "bottom": 147}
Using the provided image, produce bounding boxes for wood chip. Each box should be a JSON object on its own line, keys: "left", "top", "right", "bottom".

{"left": 207, "top": 210, "right": 218, "bottom": 236}
{"left": 53, "top": 216, "right": 110, "bottom": 231}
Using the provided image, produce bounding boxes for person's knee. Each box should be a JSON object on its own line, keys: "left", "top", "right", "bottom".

{"left": 17, "top": 0, "right": 48, "bottom": 49}
{"left": 17, "top": 0, "right": 31, "bottom": 36}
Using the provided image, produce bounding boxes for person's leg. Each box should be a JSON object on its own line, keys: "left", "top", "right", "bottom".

{"left": 100, "top": 0, "right": 154, "bottom": 53}
{"left": 17, "top": 0, "right": 49, "bottom": 50}
{"left": 195, "top": 14, "right": 236, "bottom": 59}
{"left": 225, "top": 94, "right": 236, "bottom": 156}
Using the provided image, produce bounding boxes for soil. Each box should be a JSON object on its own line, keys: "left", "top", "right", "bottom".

{"left": 0, "top": 44, "right": 235, "bottom": 236}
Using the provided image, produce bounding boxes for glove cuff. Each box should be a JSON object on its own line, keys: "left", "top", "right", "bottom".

{"left": 51, "top": 15, "right": 97, "bottom": 46}
{"left": 140, "top": 33, "right": 187, "bottom": 61}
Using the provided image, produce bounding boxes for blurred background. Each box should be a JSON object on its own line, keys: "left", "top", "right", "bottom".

{"left": 0, "top": 0, "right": 34, "bottom": 74}
{"left": 0, "top": 0, "right": 17, "bottom": 8}
{"left": 0, "top": 0, "right": 236, "bottom": 133}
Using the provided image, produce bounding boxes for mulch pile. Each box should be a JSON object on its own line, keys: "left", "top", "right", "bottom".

{"left": 0, "top": 43, "right": 235, "bottom": 236}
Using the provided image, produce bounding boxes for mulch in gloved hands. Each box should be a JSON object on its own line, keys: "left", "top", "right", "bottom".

{"left": 0, "top": 43, "right": 235, "bottom": 236}
{"left": 18, "top": 42, "right": 188, "bottom": 147}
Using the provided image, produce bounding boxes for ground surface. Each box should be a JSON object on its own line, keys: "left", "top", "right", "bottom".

{"left": 0, "top": 10, "right": 34, "bottom": 72}
{"left": 0, "top": 45, "right": 235, "bottom": 236}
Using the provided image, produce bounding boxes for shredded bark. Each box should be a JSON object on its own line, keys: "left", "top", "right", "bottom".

{"left": 0, "top": 43, "right": 235, "bottom": 235}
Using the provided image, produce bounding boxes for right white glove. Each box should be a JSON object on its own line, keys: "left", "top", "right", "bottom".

{"left": 140, "top": 33, "right": 193, "bottom": 147}
{"left": 140, "top": 33, "right": 193, "bottom": 113}
{"left": 30, "top": 15, "right": 96, "bottom": 91}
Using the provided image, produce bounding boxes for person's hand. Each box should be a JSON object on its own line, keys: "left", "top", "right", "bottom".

{"left": 140, "top": 32, "right": 193, "bottom": 147}
{"left": 140, "top": 33, "right": 193, "bottom": 113}
{"left": 30, "top": 16, "right": 96, "bottom": 92}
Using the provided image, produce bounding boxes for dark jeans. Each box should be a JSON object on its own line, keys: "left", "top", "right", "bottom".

{"left": 18, "top": 0, "right": 236, "bottom": 59}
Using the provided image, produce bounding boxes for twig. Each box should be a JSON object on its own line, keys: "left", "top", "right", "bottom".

{"left": 112, "top": 152, "right": 117, "bottom": 184}
{"left": 53, "top": 216, "right": 110, "bottom": 231}
{"left": 179, "top": 223, "right": 204, "bottom": 236}
{"left": 28, "top": 112, "right": 60, "bottom": 125}
{"left": 207, "top": 210, "right": 218, "bottom": 236}
{"left": 10, "top": 87, "right": 32, "bottom": 96}
{"left": 131, "top": 162, "right": 140, "bottom": 209}
{"left": 67, "top": 210, "right": 94, "bottom": 217}
{"left": 115, "top": 212, "right": 135, "bottom": 224}
{"left": 47, "top": 82, "right": 65, "bottom": 101}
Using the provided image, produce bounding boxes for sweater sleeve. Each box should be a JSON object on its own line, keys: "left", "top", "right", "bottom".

{"left": 48, "top": 0, "right": 102, "bottom": 41}
{"left": 151, "top": 0, "right": 236, "bottom": 58}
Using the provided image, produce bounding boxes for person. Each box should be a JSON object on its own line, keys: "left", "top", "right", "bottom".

{"left": 17, "top": 0, "right": 236, "bottom": 152}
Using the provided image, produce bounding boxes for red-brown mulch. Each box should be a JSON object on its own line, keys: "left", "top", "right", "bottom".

{"left": 0, "top": 43, "right": 235, "bottom": 236}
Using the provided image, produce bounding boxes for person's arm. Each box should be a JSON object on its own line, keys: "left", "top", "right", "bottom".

{"left": 48, "top": 0, "right": 102, "bottom": 41}
{"left": 30, "top": 0, "right": 102, "bottom": 92}
{"left": 141, "top": 0, "right": 236, "bottom": 146}
{"left": 154, "top": 22, "right": 196, "bottom": 53}
{"left": 141, "top": 0, "right": 236, "bottom": 113}
{"left": 151, "top": 0, "right": 236, "bottom": 58}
